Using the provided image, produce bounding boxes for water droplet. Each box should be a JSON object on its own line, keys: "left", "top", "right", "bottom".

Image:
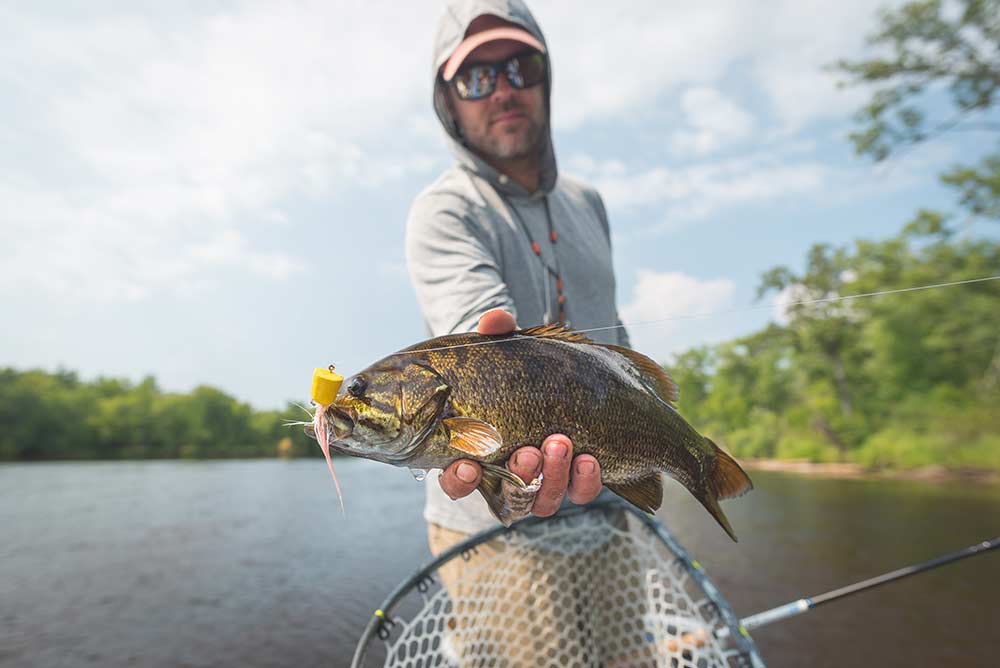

{"left": 409, "top": 468, "right": 428, "bottom": 482}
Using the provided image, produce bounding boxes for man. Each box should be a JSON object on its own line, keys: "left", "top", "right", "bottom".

{"left": 405, "top": 0, "right": 638, "bottom": 662}
{"left": 407, "top": 0, "right": 630, "bottom": 536}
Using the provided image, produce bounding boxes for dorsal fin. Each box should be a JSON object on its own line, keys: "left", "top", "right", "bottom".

{"left": 600, "top": 344, "right": 679, "bottom": 405}
{"left": 518, "top": 323, "right": 595, "bottom": 344}
{"left": 519, "top": 325, "right": 679, "bottom": 405}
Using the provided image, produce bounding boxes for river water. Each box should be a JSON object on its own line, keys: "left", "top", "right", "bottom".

{"left": 2, "top": 459, "right": 998, "bottom": 667}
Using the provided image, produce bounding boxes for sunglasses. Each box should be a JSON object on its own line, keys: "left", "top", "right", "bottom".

{"left": 449, "top": 51, "right": 547, "bottom": 101}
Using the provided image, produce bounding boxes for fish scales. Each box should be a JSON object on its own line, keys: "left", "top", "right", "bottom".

{"left": 413, "top": 333, "right": 702, "bottom": 484}
{"left": 314, "top": 324, "right": 753, "bottom": 540}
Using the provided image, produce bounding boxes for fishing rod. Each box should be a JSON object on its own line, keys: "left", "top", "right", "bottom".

{"left": 719, "top": 536, "right": 1000, "bottom": 638}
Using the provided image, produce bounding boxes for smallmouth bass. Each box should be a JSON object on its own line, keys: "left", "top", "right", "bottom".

{"left": 311, "top": 324, "right": 752, "bottom": 540}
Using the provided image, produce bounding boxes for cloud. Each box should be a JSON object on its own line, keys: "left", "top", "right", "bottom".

{"left": 567, "top": 125, "right": 938, "bottom": 236}
{"left": 749, "top": 0, "right": 883, "bottom": 130}
{"left": 0, "top": 0, "right": 905, "bottom": 304}
{"left": 670, "top": 87, "right": 756, "bottom": 156}
{"left": 568, "top": 152, "right": 828, "bottom": 226}
{"left": 542, "top": 2, "right": 742, "bottom": 130}
{"left": 539, "top": 0, "right": 890, "bottom": 133}
{"left": 0, "top": 178, "right": 301, "bottom": 302}
{"left": 620, "top": 270, "right": 736, "bottom": 361}
{"left": 0, "top": 1, "right": 438, "bottom": 302}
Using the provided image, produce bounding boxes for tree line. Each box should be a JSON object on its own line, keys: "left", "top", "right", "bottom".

{"left": 0, "top": 372, "right": 317, "bottom": 460}
{"left": 670, "top": 221, "right": 999, "bottom": 470}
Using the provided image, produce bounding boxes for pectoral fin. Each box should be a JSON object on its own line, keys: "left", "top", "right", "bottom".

{"left": 443, "top": 417, "right": 504, "bottom": 457}
{"left": 477, "top": 463, "right": 543, "bottom": 527}
{"left": 605, "top": 472, "right": 664, "bottom": 514}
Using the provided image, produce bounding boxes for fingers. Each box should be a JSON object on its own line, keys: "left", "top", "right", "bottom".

{"left": 477, "top": 308, "right": 517, "bottom": 335}
{"left": 531, "top": 434, "right": 573, "bottom": 517}
{"left": 439, "top": 459, "right": 482, "bottom": 500}
{"left": 444, "top": 433, "right": 602, "bottom": 517}
{"left": 507, "top": 446, "right": 543, "bottom": 486}
{"left": 567, "top": 454, "right": 602, "bottom": 505}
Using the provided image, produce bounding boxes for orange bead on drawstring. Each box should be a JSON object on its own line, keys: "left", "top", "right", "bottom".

{"left": 505, "top": 199, "right": 566, "bottom": 324}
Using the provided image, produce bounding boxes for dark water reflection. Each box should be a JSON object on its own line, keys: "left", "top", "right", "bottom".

{"left": 2, "top": 461, "right": 998, "bottom": 667}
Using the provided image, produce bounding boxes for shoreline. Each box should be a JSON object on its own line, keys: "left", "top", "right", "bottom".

{"left": 3, "top": 456, "right": 998, "bottom": 485}
{"left": 740, "top": 458, "right": 999, "bottom": 484}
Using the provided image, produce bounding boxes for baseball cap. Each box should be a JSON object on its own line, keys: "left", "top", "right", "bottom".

{"left": 442, "top": 22, "right": 546, "bottom": 82}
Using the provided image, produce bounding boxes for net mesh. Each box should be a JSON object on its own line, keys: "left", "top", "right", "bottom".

{"left": 356, "top": 505, "right": 761, "bottom": 668}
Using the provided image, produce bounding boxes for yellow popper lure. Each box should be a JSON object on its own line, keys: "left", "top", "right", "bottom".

{"left": 311, "top": 366, "right": 346, "bottom": 513}
{"left": 311, "top": 366, "right": 343, "bottom": 405}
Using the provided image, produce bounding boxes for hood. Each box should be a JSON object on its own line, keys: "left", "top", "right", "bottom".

{"left": 431, "top": 0, "right": 557, "bottom": 197}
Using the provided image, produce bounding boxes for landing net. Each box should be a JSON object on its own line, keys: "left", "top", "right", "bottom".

{"left": 351, "top": 501, "right": 764, "bottom": 668}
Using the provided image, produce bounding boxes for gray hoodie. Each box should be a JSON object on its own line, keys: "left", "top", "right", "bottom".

{"left": 406, "top": 0, "right": 629, "bottom": 534}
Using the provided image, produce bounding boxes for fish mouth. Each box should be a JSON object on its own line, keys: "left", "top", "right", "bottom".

{"left": 306, "top": 406, "right": 356, "bottom": 447}
{"left": 326, "top": 406, "right": 355, "bottom": 441}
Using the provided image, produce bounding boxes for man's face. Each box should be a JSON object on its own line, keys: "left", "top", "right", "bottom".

{"left": 447, "top": 39, "right": 547, "bottom": 163}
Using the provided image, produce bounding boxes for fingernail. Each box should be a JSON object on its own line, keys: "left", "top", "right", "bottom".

{"left": 576, "top": 460, "right": 595, "bottom": 475}
{"left": 513, "top": 450, "right": 540, "bottom": 472}
{"left": 456, "top": 462, "right": 478, "bottom": 483}
{"left": 544, "top": 439, "right": 568, "bottom": 459}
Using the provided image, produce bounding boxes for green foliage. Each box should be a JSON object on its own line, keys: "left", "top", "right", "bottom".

{"left": 834, "top": 0, "right": 1000, "bottom": 161}
{"left": 834, "top": 0, "right": 1000, "bottom": 224}
{"left": 688, "top": 2, "right": 1000, "bottom": 470}
{"left": 668, "top": 222, "right": 1000, "bottom": 471}
{"left": 942, "top": 154, "right": 1000, "bottom": 219}
{"left": 775, "top": 430, "right": 842, "bottom": 463}
{"left": 720, "top": 410, "right": 782, "bottom": 460}
{"left": 855, "top": 390, "right": 1000, "bottom": 469}
{"left": 0, "top": 370, "right": 321, "bottom": 461}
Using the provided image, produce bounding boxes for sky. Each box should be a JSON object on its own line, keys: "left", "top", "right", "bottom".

{"left": 1, "top": 0, "right": 995, "bottom": 409}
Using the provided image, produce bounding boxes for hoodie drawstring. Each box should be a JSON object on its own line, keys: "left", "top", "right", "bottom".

{"left": 502, "top": 194, "right": 565, "bottom": 325}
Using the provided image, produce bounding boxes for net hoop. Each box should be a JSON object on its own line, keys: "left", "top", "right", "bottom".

{"left": 351, "top": 500, "right": 765, "bottom": 668}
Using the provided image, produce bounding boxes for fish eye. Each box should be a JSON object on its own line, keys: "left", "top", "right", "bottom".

{"left": 347, "top": 376, "right": 368, "bottom": 398}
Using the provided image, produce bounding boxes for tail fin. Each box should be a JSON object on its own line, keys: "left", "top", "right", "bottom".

{"left": 697, "top": 491, "right": 739, "bottom": 542}
{"left": 698, "top": 438, "right": 754, "bottom": 542}
{"left": 707, "top": 438, "right": 754, "bottom": 500}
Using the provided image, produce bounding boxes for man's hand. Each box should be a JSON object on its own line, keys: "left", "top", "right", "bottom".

{"left": 438, "top": 308, "right": 603, "bottom": 516}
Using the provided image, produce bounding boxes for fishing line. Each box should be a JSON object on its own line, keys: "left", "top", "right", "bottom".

{"left": 397, "top": 274, "right": 1000, "bottom": 357}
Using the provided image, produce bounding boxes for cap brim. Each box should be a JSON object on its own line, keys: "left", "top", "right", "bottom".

{"left": 443, "top": 26, "right": 546, "bottom": 82}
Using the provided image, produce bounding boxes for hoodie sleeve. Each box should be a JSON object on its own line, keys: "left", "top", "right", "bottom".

{"left": 406, "top": 193, "right": 518, "bottom": 336}
{"left": 586, "top": 188, "right": 631, "bottom": 349}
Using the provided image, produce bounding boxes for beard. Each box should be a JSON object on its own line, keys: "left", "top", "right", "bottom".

{"left": 464, "top": 100, "right": 547, "bottom": 163}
